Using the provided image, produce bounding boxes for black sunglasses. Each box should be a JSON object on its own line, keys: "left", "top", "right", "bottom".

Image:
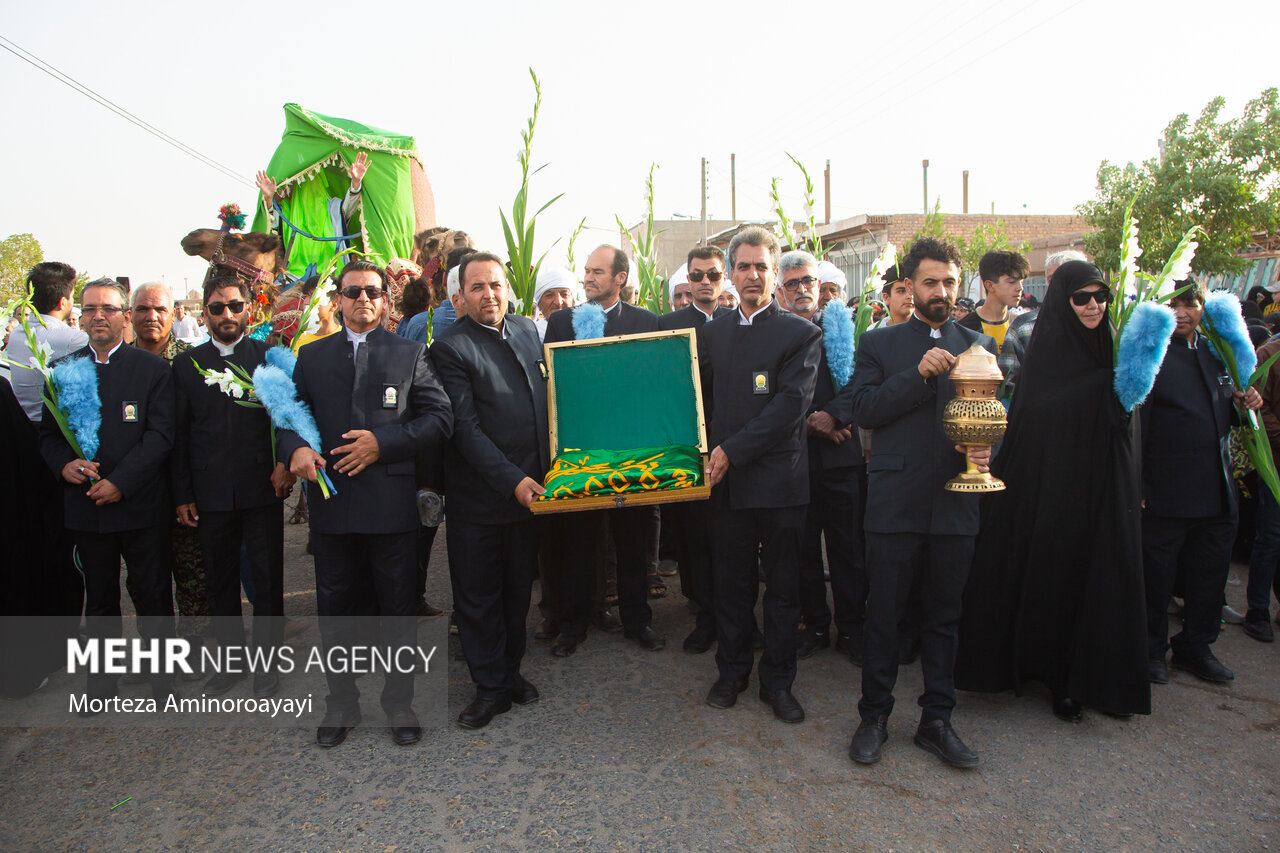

{"left": 688, "top": 269, "right": 723, "bottom": 283}
{"left": 782, "top": 276, "right": 819, "bottom": 291}
{"left": 1069, "top": 289, "right": 1111, "bottom": 307}
{"left": 206, "top": 300, "right": 247, "bottom": 315}
{"left": 340, "top": 285, "right": 385, "bottom": 300}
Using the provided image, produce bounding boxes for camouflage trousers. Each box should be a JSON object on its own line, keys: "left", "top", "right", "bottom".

{"left": 171, "top": 522, "right": 210, "bottom": 639}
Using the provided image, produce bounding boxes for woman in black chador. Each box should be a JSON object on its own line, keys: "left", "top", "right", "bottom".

{"left": 956, "top": 261, "right": 1150, "bottom": 722}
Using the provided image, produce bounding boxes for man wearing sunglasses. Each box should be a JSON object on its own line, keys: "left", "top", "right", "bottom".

{"left": 278, "top": 259, "right": 454, "bottom": 748}
{"left": 658, "top": 247, "right": 734, "bottom": 653}
{"left": 40, "top": 278, "right": 177, "bottom": 710}
{"left": 776, "top": 251, "right": 866, "bottom": 669}
{"left": 171, "top": 276, "right": 296, "bottom": 700}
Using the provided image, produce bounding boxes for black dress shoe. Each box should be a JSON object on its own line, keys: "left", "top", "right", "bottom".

{"left": 758, "top": 687, "right": 805, "bottom": 723}
{"left": 316, "top": 708, "right": 361, "bottom": 748}
{"left": 913, "top": 720, "right": 979, "bottom": 768}
{"left": 1052, "top": 696, "right": 1083, "bottom": 723}
{"left": 253, "top": 672, "right": 281, "bottom": 699}
{"left": 705, "top": 678, "right": 748, "bottom": 709}
{"left": 388, "top": 710, "right": 422, "bottom": 745}
{"left": 624, "top": 625, "right": 666, "bottom": 651}
{"left": 592, "top": 609, "right": 623, "bottom": 634}
{"left": 796, "top": 629, "right": 830, "bottom": 660}
{"left": 848, "top": 716, "right": 888, "bottom": 764}
{"left": 835, "top": 633, "right": 863, "bottom": 666}
{"left": 551, "top": 634, "right": 585, "bottom": 658}
{"left": 1147, "top": 658, "right": 1169, "bottom": 685}
{"left": 1171, "top": 651, "right": 1234, "bottom": 683}
{"left": 1244, "top": 609, "right": 1275, "bottom": 642}
{"left": 534, "top": 618, "right": 560, "bottom": 641}
{"left": 682, "top": 624, "right": 716, "bottom": 654}
{"left": 204, "top": 671, "right": 246, "bottom": 696}
{"left": 509, "top": 673, "right": 540, "bottom": 705}
{"left": 457, "top": 695, "right": 512, "bottom": 729}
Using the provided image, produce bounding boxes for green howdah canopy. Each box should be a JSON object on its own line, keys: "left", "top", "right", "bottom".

{"left": 251, "top": 103, "right": 421, "bottom": 277}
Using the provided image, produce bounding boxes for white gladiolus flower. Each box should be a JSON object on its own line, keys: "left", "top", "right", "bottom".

{"left": 27, "top": 356, "right": 51, "bottom": 379}
{"left": 229, "top": 383, "right": 245, "bottom": 399}
{"left": 203, "top": 372, "right": 221, "bottom": 387}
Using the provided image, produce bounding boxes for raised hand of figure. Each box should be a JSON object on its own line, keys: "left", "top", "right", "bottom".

{"left": 349, "top": 152, "right": 369, "bottom": 191}
{"left": 255, "top": 170, "right": 277, "bottom": 206}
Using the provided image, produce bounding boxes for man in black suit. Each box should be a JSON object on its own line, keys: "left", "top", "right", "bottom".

{"left": 280, "top": 259, "right": 453, "bottom": 748}
{"left": 1142, "top": 283, "right": 1261, "bottom": 684}
{"left": 658, "top": 246, "right": 733, "bottom": 653}
{"left": 699, "top": 226, "right": 821, "bottom": 723}
{"left": 429, "top": 252, "right": 549, "bottom": 729}
{"left": 172, "top": 275, "right": 295, "bottom": 699}
{"left": 542, "top": 245, "right": 665, "bottom": 656}
{"left": 40, "top": 279, "right": 176, "bottom": 706}
{"left": 774, "top": 251, "right": 867, "bottom": 665}
{"left": 846, "top": 237, "right": 994, "bottom": 769}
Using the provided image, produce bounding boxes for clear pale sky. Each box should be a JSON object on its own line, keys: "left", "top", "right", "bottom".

{"left": 2, "top": 0, "right": 1275, "bottom": 296}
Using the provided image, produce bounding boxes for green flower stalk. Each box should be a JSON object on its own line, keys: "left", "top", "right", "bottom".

{"left": 617, "top": 164, "right": 666, "bottom": 315}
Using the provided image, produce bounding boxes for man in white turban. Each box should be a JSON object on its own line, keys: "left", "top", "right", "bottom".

{"left": 816, "top": 261, "right": 847, "bottom": 310}
{"left": 668, "top": 264, "right": 692, "bottom": 311}
{"left": 532, "top": 267, "right": 578, "bottom": 342}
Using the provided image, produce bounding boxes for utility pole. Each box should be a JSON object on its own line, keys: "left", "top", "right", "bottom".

{"left": 824, "top": 159, "right": 831, "bottom": 224}
{"left": 700, "top": 157, "right": 708, "bottom": 245}
{"left": 963, "top": 170, "right": 969, "bottom": 214}
{"left": 922, "top": 159, "right": 929, "bottom": 214}
{"left": 730, "top": 153, "right": 737, "bottom": 221}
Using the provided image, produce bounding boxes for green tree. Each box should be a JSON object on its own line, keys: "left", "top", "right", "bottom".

{"left": 1078, "top": 87, "right": 1280, "bottom": 276}
{"left": 901, "top": 200, "right": 1031, "bottom": 296}
{"left": 0, "top": 233, "right": 44, "bottom": 302}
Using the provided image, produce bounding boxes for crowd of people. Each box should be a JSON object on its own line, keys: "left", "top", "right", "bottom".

{"left": 3, "top": 226, "right": 1277, "bottom": 768}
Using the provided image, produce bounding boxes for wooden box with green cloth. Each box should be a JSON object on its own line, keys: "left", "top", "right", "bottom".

{"left": 530, "top": 329, "right": 710, "bottom": 514}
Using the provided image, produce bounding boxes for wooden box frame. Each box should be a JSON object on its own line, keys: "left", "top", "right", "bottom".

{"left": 530, "top": 328, "right": 711, "bottom": 514}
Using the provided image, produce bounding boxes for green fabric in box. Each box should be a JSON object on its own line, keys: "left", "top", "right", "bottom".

{"left": 550, "top": 335, "right": 701, "bottom": 453}
{"left": 539, "top": 445, "right": 704, "bottom": 501}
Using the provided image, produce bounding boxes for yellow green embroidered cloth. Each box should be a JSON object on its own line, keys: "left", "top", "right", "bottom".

{"left": 538, "top": 445, "right": 703, "bottom": 501}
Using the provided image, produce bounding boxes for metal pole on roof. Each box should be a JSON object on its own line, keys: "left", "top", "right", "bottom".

{"left": 701, "top": 157, "right": 708, "bottom": 245}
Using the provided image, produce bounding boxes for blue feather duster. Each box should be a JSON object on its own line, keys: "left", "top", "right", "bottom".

{"left": 1114, "top": 302, "right": 1176, "bottom": 412}
{"left": 821, "top": 306, "right": 855, "bottom": 389}
{"left": 251, "top": 363, "right": 322, "bottom": 452}
{"left": 1202, "top": 292, "right": 1256, "bottom": 381}
{"left": 264, "top": 345, "right": 297, "bottom": 379}
{"left": 51, "top": 356, "right": 101, "bottom": 460}
{"left": 572, "top": 303, "right": 607, "bottom": 340}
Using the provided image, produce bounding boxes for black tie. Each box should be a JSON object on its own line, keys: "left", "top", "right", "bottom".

{"left": 350, "top": 341, "right": 368, "bottom": 429}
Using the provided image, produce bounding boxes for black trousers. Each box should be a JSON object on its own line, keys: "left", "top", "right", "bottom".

{"left": 711, "top": 501, "right": 805, "bottom": 692}
{"left": 311, "top": 531, "right": 417, "bottom": 715}
{"left": 198, "top": 504, "right": 284, "bottom": 655}
{"left": 559, "top": 507, "right": 651, "bottom": 637}
{"left": 74, "top": 525, "right": 175, "bottom": 697}
{"left": 669, "top": 499, "right": 716, "bottom": 631}
{"left": 1143, "top": 513, "right": 1235, "bottom": 661}
{"left": 414, "top": 523, "right": 439, "bottom": 603}
{"left": 799, "top": 465, "right": 866, "bottom": 637}
{"left": 859, "top": 532, "right": 973, "bottom": 724}
{"left": 447, "top": 517, "right": 538, "bottom": 698}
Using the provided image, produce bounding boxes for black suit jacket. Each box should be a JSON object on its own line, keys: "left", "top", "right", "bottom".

{"left": 276, "top": 326, "right": 453, "bottom": 535}
{"left": 171, "top": 337, "right": 279, "bottom": 511}
{"left": 543, "top": 299, "right": 659, "bottom": 344}
{"left": 698, "top": 300, "right": 822, "bottom": 509}
{"left": 40, "top": 344, "right": 174, "bottom": 532}
{"left": 849, "top": 315, "right": 996, "bottom": 535}
{"left": 429, "top": 314, "right": 550, "bottom": 525}
{"left": 1140, "top": 335, "right": 1236, "bottom": 517}
{"left": 657, "top": 304, "right": 732, "bottom": 332}
{"left": 807, "top": 307, "right": 863, "bottom": 470}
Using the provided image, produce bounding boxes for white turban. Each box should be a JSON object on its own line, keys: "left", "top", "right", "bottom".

{"left": 721, "top": 282, "right": 738, "bottom": 298}
{"left": 533, "top": 267, "right": 576, "bottom": 307}
{"left": 667, "top": 263, "right": 689, "bottom": 300}
{"left": 446, "top": 265, "right": 461, "bottom": 299}
{"left": 816, "top": 260, "right": 847, "bottom": 295}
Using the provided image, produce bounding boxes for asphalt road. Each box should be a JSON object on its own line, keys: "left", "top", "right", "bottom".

{"left": 2, "top": 512, "right": 1278, "bottom": 851}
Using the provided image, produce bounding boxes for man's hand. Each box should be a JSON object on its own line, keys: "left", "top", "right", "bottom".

{"left": 289, "top": 446, "right": 324, "bottom": 482}
{"left": 87, "top": 478, "right": 123, "bottom": 506}
{"left": 918, "top": 347, "right": 957, "bottom": 380}
{"left": 176, "top": 503, "right": 199, "bottom": 527}
{"left": 807, "top": 411, "right": 838, "bottom": 441}
{"left": 958, "top": 444, "right": 991, "bottom": 473}
{"left": 255, "top": 171, "right": 277, "bottom": 207}
{"left": 270, "top": 462, "right": 297, "bottom": 499}
{"left": 705, "top": 446, "right": 730, "bottom": 488}
{"left": 332, "top": 430, "right": 380, "bottom": 476}
{"left": 1236, "top": 387, "right": 1264, "bottom": 411}
{"left": 61, "top": 459, "right": 99, "bottom": 485}
{"left": 514, "top": 477, "right": 546, "bottom": 508}
{"left": 349, "top": 152, "right": 369, "bottom": 191}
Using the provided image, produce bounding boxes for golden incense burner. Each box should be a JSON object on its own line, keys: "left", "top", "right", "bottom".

{"left": 942, "top": 344, "right": 1007, "bottom": 493}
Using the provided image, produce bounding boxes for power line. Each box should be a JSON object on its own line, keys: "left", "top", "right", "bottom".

{"left": 0, "top": 34, "right": 254, "bottom": 188}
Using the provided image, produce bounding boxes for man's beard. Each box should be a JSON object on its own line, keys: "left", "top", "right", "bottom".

{"left": 919, "top": 297, "right": 952, "bottom": 324}
{"left": 212, "top": 319, "right": 245, "bottom": 343}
